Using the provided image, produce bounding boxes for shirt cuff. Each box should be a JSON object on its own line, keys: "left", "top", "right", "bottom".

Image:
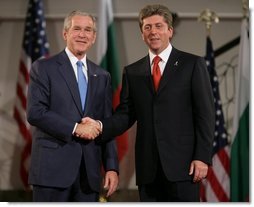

{"left": 72, "top": 123, "right": 78, "bottom": 135}
{"left": 97, "top": 120, "right": 103, "bottom": 131}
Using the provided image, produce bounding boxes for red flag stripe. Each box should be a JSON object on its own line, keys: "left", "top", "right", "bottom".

{"left": 213, "top": 152, "right": 230, "bottom": 197}
{"left": 201, "top": 36, "right": 230, "bottom": 202}
{"left": 14, "top": 106, "right": 32, "bottom": 189}
{"left": 112, "top": 86, "right": 121, "bottom": 108}
{"left": 217, "top": 146, "right": 230, "bottom": 174}
{"left": 14, "top": 0, "right": 49, "bottom": 188}
{"left": 13, "top": 107, "right": 31, "bottom": 141}
{"left": 16, "top": 83, "right": 27, "bottom": 110}
{"left": 200, "top": 182, "right": 207, "bottom": 202}
{"left": 20, "top": 141, "right": 32, "bottom": 189}
{"left": 206, "top": 160, "right": 230, "bottom": 201}
{"left": 113, "top": 86, "right": 129, "bottom": 161}
{"left": 201, "top": 181, "right": 219, "bottom": 201}
{"left": 19, "top": 60, "right": 30, "bottom": 84}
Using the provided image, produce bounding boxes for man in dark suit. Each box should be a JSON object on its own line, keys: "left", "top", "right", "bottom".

{"left": 81, "top": 4, "right": 215, "bottom": 201}
{"left": 26, "top": 10, "right": 119, "bottom": 202}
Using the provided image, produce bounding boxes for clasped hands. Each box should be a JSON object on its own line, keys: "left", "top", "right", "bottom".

{"left": 74, "top": 117, "right": 101, "bottom": 140}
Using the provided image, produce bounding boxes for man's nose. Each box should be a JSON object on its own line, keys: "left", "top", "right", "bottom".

{"left": 150, "top": 26, "right": 158, "bottom": 33}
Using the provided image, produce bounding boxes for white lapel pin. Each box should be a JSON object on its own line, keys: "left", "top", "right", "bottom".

{"left": 93, "top": 74, "right": 97, "bottom": 77}
{"left": 174, "top": 61, "right": 178, "bottom": 66}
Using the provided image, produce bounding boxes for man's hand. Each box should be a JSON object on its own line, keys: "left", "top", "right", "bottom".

{"left": 82, "top": 117, "right": 100, "bottom": 126}
{"left": 74, "top": 119, "right": 101, "bottom": 140}
{"left": 189, "top": 160, "right": 208, "bottom": 183}
{"left": 103, "top": 171, "right": 119, "bottom": 197}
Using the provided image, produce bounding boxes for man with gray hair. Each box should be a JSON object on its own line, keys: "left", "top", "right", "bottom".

{"left": 27, "top": 10, "right": 119, "bottom": 202}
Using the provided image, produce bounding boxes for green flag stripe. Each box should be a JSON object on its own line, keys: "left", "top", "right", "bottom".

{"left": 230, "top": 104, "right": 249, "bottom": 201}
{"left": 100, "top": 23, "right": 121, "bottom": 92}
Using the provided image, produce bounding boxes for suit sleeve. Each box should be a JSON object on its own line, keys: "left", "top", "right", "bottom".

{"left": 101, "top": 68, "right": 136, "bottom": 140}
{"left": 192, "top": 57, "right": 215, "bottom": 165}
{"left": 100, "top": 73, "right": 119, "bottom": 172}
{"left": 27, "top": 60, "right": 75, "bottom": 142}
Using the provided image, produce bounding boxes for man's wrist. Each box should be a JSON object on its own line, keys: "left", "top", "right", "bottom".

{"left": 97, "top": 120, "right": 103, "bottom": 132}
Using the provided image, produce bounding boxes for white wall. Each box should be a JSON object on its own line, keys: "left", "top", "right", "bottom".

{"left": 0, "top": 0, "right": 245, "bottom": 189}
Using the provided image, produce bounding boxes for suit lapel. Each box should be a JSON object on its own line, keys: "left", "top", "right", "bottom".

{"left": 56, "top": 51, "right": 83, "bottom": 116}
{"left": 141, "top": 55, "right": 154, "bottom": 94}
{"left": 83, "top": 60, "right": 99, "bottom": 115}
{"left": 157, "top": 47, "right": 181, "bottom": 93}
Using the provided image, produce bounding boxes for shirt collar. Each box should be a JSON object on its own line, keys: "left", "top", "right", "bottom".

{"left": 149, "top": 43, "right": 172, "bottom": 65}
{"left": 65, "top": 47, "right": 87, "bottom": 69}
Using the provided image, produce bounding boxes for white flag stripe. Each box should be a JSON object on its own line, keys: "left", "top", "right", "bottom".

{"left": 230, "top": 17, "right": 249, "bottom": 202}
{"left": 225, "top": 144, "right": 230, "bottom": 156}
{"left": 238, "top": 19, "right": 250, "bottom": 107}
{"left": 232, "top": 19, "right": 249, "bottom": 139}
{"left": 206, "top": 182, "right": 219, "bottom": 201}
{"left": 17, "top": 74, "right": 27, "bottom": 94}
{"left": 96, "top": 0, "right": 113, "bottom": 64}
{"left": 212, "top": 153, "right": 230, "bottom": 197}
{"left": 15, "top": 99, "right": 30, "bottom": 129}
{"left": 201, "top": 36, "right": 230, "bottom": 201}
{"left": 21, "top": 49, "right": 32, "bottom": 73}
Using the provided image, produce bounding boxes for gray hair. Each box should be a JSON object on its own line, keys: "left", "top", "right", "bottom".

{"left": 63, "top": 10, "right": 97, "bottom": 32}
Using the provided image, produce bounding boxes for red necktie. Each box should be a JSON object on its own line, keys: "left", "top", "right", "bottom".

{"left": 152, "top": 56, "right": 161, "bottom": 91}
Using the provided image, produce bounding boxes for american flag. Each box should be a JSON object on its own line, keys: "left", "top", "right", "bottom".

{"left": 200, "top": 36, "right": 230, "bottom": 201}
{"left": 13, "top": 0, "right": 49, "bottom": 189}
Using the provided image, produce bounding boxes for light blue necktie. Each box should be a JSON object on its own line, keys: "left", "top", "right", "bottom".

{"left": 77, "top": 61, "right": 87, "bottom": 111}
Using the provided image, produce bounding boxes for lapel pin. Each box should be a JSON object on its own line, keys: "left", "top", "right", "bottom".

{"left": 93, "top": 74, "right": 97, "bottom": 77}
{"left": 174, "top": 61, "right": 178, "bottom": 66}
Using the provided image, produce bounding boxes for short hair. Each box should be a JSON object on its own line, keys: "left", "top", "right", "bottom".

{"left": 63, "top": 10, "right": 97, "bottom": 32}
{"left": 138, "top": 4, "right": 173, "bottom": 31}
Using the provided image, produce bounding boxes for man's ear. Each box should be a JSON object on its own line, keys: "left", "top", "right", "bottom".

{"left": 141, "top": 32, "right": 145, "bottom": 41}
{"left": 63, "top": 30, "right": 67, "bottom": 41}
{"left": 168, "top": 27, "right": 174, "bottom": 39}
{"left": 92, "top": 32, "right": 97, "bottom": 45}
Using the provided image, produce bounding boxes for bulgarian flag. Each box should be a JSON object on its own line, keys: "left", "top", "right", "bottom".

{"left": 96, "top": 0, "right": 128, "bottom": 161}
{"left": 230, "top": 18, "right": 249, "bottom": 202}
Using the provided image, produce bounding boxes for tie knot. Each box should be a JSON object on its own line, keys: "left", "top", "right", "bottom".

{"left": 153, "top": 56, "right": 161, "bottom": 65}
{"left": 77, "top": 60, "right": 83, "bottom": 68}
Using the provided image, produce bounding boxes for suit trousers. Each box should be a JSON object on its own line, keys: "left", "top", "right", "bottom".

{"left": 32, "top": 157, "right": 99, "bottom": 202}
{"left": 138, "top": 161, "right": 200, "bottom": 202}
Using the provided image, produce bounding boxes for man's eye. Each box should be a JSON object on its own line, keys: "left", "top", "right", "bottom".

{"left": 85, "top": 28, "right": 92, "bottom": 32}
{"left": 144, "top": 26, "right": 151, "bottom": 30}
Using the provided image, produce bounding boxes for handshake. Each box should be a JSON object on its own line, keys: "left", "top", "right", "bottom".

{"left": 74, "top": 117, "right": 102, "bottom": 140}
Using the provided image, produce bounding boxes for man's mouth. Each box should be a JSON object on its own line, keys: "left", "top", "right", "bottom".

{"left": 76, "top": 40, "right": 86, "bottom": 44}
{"left": 150, "top": 38, "right": 159, "bottom": 42}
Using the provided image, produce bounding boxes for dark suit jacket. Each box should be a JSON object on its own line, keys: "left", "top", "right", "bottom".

{"left": 101, "top": 47, "right": 215, "bottom": 185}
{"left": 27, "top": 50, "right": 118, "bottom": 192}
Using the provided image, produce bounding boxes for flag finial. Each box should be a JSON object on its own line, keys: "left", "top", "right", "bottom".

{"left": 198, "top": 9, "right": 219, "bottom": 36}
{"left": 242, "top": 0, "right": 249, "bottom": 19}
